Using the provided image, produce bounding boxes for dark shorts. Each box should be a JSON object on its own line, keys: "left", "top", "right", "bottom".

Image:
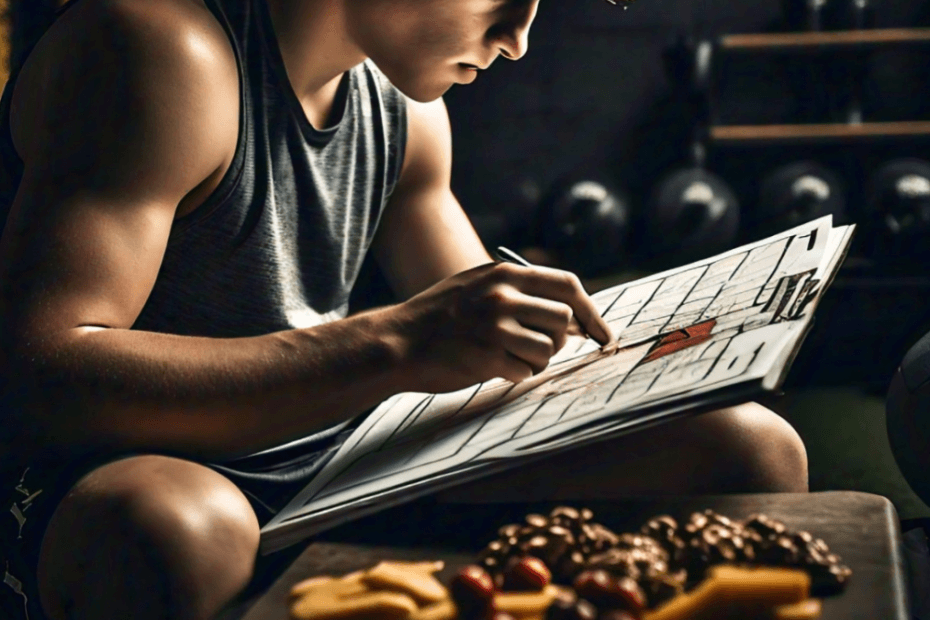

{"left": 0, "top": 421, "right": 361, "bottom": 620}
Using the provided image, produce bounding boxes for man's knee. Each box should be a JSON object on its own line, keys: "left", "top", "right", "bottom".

{"left": 696, "top": 402, "right": 809, "bottom": 493}
{"left": 37, "top": 454, "right": 261, "bottom": 620}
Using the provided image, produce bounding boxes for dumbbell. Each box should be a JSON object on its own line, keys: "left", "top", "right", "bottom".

{"left": 865, "top": 158, "right": 930, "bottom": 256}
{"left": 754, "top": 161, "right": 846, "bottom": 237}
{"left": 537, "top": 176, "right": 632, "bottom": 277}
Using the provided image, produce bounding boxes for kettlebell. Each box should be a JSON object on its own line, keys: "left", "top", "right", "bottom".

{"left": 647, "top": 161, "right": 740, "bottom": 265}
{"left": 538, "top": 176, "right": 632, "bottom": 277}
{"left": 782, "top": 0, "right": 830, "bottom": 31}
{"left": 822, "top": 0, "right": 876, "bottom": 30}
{"left": 755, "top": 161, "right": 846, "bottom": 237}
{"left": 469, "top": 177, "right": 542, "bottom": 250}
{"left": 650, "top": 37, "right": 740, "bottom": 266}
{"left": 866, "top": 158, "right": 930, "bottom": 256}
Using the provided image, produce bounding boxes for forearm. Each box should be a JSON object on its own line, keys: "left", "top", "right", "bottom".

{"left": 7, "top": 307, "right": 407, "bottom": 461}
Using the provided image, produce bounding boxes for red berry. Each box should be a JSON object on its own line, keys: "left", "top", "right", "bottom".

{"left": 573, "top": 569, "right": 615, "bottom": 606}
{"left": 611, "top": 577, "right": 646, "bottom": 617}
{"left": 450, "top": 565, "right": 496, "bottom": 618}
{"left": 502, "top": 556, "right": 552, "bottom": 591}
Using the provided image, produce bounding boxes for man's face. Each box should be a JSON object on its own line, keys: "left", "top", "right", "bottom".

{"left": 345, "top": 0, "right": 540, "bottom": 102}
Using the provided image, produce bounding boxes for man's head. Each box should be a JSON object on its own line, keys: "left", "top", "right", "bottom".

{"left": 343, "top": 0, "right": 540, "bottom": 102}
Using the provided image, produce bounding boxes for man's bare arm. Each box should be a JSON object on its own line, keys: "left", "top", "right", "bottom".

{"left": 372, "top": 98, "right": 493, "bottom": 298}
{"left": 371, "top": 96, "right": 613, "bottom": 383}
{"left": 0, "top": 0, "right": 407, "bottom": 462}
{"left": 1, "top": 0, "right": 611, "bottom": 464}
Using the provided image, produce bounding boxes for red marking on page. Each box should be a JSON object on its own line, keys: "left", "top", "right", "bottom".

{"left": 642, "top": 318, "right": 717, "bottom": 363}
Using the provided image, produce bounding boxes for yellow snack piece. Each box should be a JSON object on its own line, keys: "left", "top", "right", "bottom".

{"left": 290, "top": 577, "right": 337, "bottom": 599}
{"left": 363, "top": 561, "right": 449, "bottom": 604}
{"left": 708, "top": 565, "right": 810, "bottom": 602}
{"left": 290, "top": 571, "right": 368, "bottom": 600}
{"left": 409, "top": 599, "right": 457, "bottom": 620}
{"left": 494, "top": 584, "right": 561, "bottom": 615}
{"left": 289, "top": 590, "right": 419, "bottom": 620}
{"left": 644, "top": 566, "right": 810, "bottom": 620}
{"left": 379, "top": 560, "right": 446, "bottom": 574}
{"left": 773, "top": 599, "right": 823, "bottom": 620}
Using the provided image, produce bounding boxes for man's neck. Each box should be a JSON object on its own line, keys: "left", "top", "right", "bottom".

{"left": 265, "top": 0, "right": 367, "bottom": 127}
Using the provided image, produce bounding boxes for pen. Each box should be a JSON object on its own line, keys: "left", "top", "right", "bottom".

{"left": 494, "top": 246, "right": 595, "bottom": 342}
{"left": 494, "top": 246, "right": 533, "bottom": 267}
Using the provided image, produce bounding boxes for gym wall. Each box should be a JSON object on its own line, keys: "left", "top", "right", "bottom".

{"left": 1, "top": 0, "right": 929, "bottom": 389}
{"left": 443, "top": 0, "right": 930, "bottom": 256}
{"left": 442, "top": 0, "right": 930, "bottom": 390}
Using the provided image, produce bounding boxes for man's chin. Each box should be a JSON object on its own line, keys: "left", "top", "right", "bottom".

{"left": 386, "top": 74, "right": 454, "bottom": 103}
{"left": 400, "top": 84, "right": 453, "bottom": 103}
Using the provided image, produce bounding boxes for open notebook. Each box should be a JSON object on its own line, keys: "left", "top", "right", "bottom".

{"left": 259, "top": 215, "right": 855, "bottom": 554}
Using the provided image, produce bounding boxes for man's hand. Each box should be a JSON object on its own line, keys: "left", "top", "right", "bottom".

{"left": 386, "top": 261, "right": 615, "bottom": 393}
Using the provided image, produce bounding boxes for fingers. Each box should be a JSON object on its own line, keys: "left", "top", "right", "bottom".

{"left": 492, "top": 263, "right": 614, "bottom": 345}
{"left": 498, "top": 352, "right": 535, "bottom": 384}
{"left": 495, "top": 316, "right": 556, "bottom": 375}
{"left": 508, "top": 293, "right": 574, "bottom": 353}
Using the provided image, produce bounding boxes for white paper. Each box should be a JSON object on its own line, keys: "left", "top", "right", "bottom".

{"left": 261, "top": 216, "right": 854, "bottom": 549}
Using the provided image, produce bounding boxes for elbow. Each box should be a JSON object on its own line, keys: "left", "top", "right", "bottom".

{"left": 0, "top": 331, "right": 125, "bottom": 458}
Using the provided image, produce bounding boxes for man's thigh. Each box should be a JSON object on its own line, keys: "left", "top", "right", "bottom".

{"left": 434, "top": 402, "right": 808, "bottom": 503}
{"left": 0, "top": 451, "right": 141, "bottom": 620}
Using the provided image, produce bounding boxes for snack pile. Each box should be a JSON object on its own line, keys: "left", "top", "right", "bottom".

{"left": 477, "top": 507, "right": 851, "bottom": 605}
{"left": 288, "top": 506, "right": 852, "bottom": 620}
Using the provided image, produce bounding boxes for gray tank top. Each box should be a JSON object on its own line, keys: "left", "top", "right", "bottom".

{"left": 137, "top": 0, "right": 408, "bottom": 337}
{"left": 0, "top": 0, "right": 407, "bottom": 462}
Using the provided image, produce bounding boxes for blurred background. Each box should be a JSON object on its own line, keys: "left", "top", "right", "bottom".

{"left": 3, "top": 0, "right": 930, "bottom": 519}
{"left": 440, "top": 0, "right": 930, "bottom": 521}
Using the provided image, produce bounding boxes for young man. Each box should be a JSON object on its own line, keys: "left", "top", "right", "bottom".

{"left": 0, "top": 0, "right": 808, "bottom": 618}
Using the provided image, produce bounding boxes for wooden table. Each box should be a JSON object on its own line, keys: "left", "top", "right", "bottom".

{"left": 234, "top": 491, "right": 909, "bottom": 620}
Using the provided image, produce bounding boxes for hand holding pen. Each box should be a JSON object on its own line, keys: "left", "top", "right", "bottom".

{"left": 494, "top": 246, "right": 616, "bottom": 348}
{"left": 386, "top": 246, "right": 615, "bottom": 392}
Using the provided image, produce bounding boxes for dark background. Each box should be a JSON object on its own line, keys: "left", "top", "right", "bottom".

{"left": 5, "top": 1, "right": 930, "bottom": 393}
{"left": 3, "top": 0, "right": 930, "bottom": 519}
{"left": 439, "top": 0, "right": 930, "bottom": 393}
{"left": 444, "top": 0, "right": 930, "bottom": 249}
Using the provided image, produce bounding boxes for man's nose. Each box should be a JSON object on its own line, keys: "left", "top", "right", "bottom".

{"left": 496, "top": 0, "right": 539, "bottom": 61}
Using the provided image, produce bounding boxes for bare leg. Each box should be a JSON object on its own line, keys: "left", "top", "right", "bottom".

{"left": 36, "top": 455, "right": 261, "bottom": 620}
{"left": 436, "top": 402, "right": 808, "bottom": 503}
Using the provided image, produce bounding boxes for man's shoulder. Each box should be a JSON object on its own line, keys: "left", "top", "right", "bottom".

{"left": 12, "top": 0, "right": 238, "bottom": 147}
{"left": 25, "top": 0, "right": 235, "bottom": 81}
{"left": 69, "top": 0, "right": 222, "bottom": 30}
{"left": 10, "top": 0, "right": 240, "bottom": 186}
